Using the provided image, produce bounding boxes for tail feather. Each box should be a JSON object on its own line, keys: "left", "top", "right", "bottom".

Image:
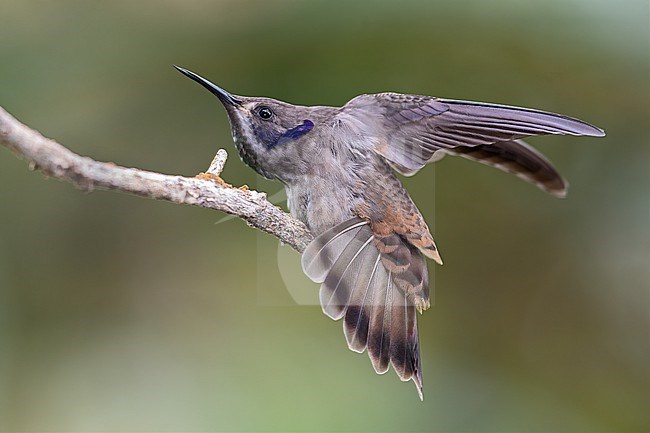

{"left": 302, "top": 218, "right": 369, "bottom": 283}
{"left": 388, "top": 281, "right": 423, "bottom": 399}
{"left": 344, "top": 254, "right": 384, "bottom": 353}
{"left": 367, "top": 273, "right": 392, "bottom": 374}
{"left": 302, "top": 217, "right": 427, "bottom": 399}
{"left": 320, "top": 228, "right": 375, "bottom": 320}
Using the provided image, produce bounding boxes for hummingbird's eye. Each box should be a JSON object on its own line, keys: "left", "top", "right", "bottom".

{"left": 257, "top": 107, "right": 273, "bottom": 120}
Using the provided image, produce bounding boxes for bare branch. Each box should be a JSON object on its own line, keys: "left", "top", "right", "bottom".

{"left": 0, "top": 106, "right": 313, "bottom": 252}
{"left": 207, "top": 148, "right": 228, "bottom": 176}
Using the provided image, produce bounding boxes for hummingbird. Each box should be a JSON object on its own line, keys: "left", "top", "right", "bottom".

{"left": 174, "top": 65, "right": 605, "bottom": 400}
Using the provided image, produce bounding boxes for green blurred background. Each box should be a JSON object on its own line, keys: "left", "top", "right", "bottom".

{"left": 0, "top": 1, "right": 648, "bottom": 431}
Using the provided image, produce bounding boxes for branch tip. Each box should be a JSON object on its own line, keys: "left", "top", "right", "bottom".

{"left": 207, "top": 148, "right": 228, "bottom": 176}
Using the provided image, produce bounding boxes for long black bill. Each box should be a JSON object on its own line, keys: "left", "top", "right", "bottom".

{"left": 173, "top": 65, "right": 241, "bottom": 106}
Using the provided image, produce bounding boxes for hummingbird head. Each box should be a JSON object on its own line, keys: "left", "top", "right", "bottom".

{"left": 175, "top": 66, "right": 318, "bottom": 182}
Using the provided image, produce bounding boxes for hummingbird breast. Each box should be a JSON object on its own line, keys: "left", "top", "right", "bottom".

{"left": 286, "top": 144, "right": 439, "bottom": 263}
{"left": 286, "top": 167, "right": 366, "bottom": 236}
{"left": 285, "top": 147, "right": 411, "bottom": 236}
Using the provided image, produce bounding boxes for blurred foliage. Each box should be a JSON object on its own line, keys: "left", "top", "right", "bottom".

{"left": 0, "top": 0, "right": 648, "bottom": 431}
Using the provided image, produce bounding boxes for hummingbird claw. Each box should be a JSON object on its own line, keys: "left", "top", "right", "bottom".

{"left": 195, "top": 172, "right": 233, "bottom": 188}
{"left": 415, "top": 297, "right": 430, "bottom": 314}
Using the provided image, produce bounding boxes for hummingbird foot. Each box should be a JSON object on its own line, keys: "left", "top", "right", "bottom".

{"left": 195, "top": 172, "right": 233, "bottom": 188}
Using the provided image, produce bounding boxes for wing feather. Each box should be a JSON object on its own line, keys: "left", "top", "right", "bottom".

{"left": 448, "top": 139, "right": 568, "bottom": 197}
{"left": 341, "top": 93, "right": 604, "bottom": 196}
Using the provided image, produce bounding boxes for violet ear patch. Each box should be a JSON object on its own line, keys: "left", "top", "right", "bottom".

{"left": 277, "top": 119, "right": 314, "bottom": 145}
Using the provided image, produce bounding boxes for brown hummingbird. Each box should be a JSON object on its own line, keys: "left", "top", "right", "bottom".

{"left": 174, "top": 65, "right": 605, "bottom": 400}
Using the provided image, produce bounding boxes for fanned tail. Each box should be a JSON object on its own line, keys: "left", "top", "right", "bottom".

{"left": 302, "top": 217, "right": 427, "bottom": 400}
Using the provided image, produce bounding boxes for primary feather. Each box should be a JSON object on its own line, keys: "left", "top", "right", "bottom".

{"left": 341, "top": 93, "right": 604, "bottom": 196}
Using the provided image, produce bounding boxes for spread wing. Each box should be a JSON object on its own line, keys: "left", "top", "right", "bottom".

{"left": 302, "top": 217, "right": 428, "bottom": 400}
{"left": 340, "top": 93, "right": 604, "bottom": 196}
{"left": 446, "top": 138, "right": 569, "bottom": 197}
